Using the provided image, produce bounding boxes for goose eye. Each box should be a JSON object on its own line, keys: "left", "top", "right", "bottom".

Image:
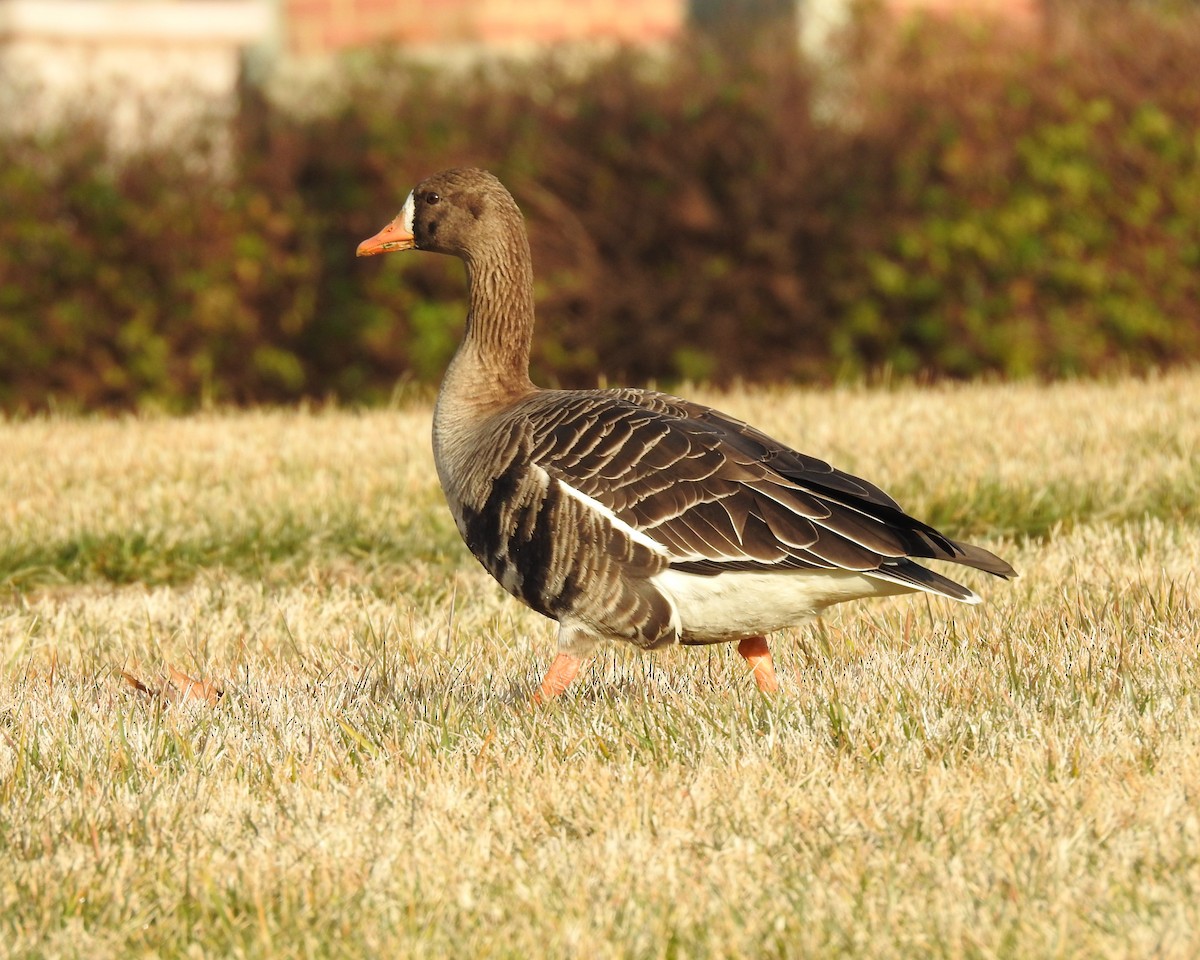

{"left": 425, "top": 192, "right": 440, "bottom": 205}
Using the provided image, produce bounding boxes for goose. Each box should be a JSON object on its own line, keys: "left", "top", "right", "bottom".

{"left": 357, "top": 167, "right": 1015, "bottom": 701}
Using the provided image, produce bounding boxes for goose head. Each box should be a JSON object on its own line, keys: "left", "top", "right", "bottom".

{"left": 356, "top": 167, "right": 524, "bottom": 263}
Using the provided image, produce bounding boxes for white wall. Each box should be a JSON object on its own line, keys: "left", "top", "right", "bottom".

{"left": 0, "top": 0, "right": 271, "bottom": 147}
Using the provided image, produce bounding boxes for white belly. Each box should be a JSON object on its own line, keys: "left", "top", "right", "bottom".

{"left": 652, "top": 568, "right": 913, "bottom": 644}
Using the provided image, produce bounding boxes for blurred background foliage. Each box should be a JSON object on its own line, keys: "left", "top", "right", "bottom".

{"left": 2, "top": 3, "right": 1200, "bottom": 410}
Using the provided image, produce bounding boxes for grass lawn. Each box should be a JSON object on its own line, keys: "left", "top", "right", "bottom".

{"left": 2, "top": 371, "right": 1198, "bottom": 958}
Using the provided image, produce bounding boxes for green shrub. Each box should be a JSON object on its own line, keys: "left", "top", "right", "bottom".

{"left": 1, "top": 6, "right": 1199, "bottom": 410}
{"left": 837, "top": 7, "right": 1200, "bottom": 377}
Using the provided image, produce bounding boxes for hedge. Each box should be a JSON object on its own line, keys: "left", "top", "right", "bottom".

{"left": 1, "top": 5, "right": 1199, "bottom": 410}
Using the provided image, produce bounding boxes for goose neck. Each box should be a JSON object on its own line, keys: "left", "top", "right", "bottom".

{"left": 457, "top": 242, "right": 536, "bottom": 392}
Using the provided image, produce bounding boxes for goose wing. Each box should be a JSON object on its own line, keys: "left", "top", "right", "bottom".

{"left": 523, "top": 388, "right": 1014, "bottom": 597}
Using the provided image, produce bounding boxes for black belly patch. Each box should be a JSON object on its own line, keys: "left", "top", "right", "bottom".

{"left": 460, "top": 459, "right": 580, "bottom": 621}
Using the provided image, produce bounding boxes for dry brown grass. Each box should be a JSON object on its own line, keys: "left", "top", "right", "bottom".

{"left": 2, "top": 371, "right": 1198, "bottom": 958}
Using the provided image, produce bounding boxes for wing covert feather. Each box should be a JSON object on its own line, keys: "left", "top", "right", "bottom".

{"left": 515, "top": 388, "right": 1014, "bottom": 581}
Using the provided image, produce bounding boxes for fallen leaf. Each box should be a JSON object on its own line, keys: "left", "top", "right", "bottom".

{"left": 166, "top": 666, "right": 223, "bottom": 706}
{"left": 121, "top": 665, "right": 224, "bottom": 707}
{"left": 121, "top": 670, "right": 154, "bottom": 697}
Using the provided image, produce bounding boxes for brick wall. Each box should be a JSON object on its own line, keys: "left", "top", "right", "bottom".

{"left": 282, "top": 0, "right": 1047, "bottom": 59}
{"left": 284, "top": 0, "right": 687, "bottom": 57}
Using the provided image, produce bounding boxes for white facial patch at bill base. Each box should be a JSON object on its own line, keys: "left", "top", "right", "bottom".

{"left": 400, "top": 190, "right": 415, "bottom": 233}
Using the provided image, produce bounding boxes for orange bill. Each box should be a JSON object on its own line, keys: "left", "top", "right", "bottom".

{"left": 357, "top": 219, "right": 415, "bottom": 257}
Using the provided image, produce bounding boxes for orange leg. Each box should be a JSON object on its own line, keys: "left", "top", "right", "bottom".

{"left": 532, "top": 652, "right": 584, "bottom": 704}
{"left": 737, "top": 635, "right": 780, "bottom": 693}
